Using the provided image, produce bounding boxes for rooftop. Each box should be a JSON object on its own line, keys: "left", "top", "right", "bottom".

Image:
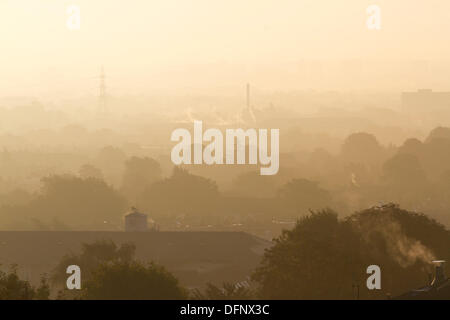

{"left": 0, "top": 231, "right": 270, "bottom": 289}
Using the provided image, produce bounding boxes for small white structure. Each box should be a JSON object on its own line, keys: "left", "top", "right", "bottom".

{"left": 124, "top": 207, "right": 148, "bottom": 232}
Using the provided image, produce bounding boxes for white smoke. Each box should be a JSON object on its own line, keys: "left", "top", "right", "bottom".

{"left": 357, "top": 209, "right": 435, "bottom": 268}
{"left": 376, "top": 219, "right": 435, "bottom": 267}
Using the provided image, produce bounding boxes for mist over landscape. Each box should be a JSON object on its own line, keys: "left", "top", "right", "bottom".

{"left": 0, "top": 0, "right": 449, "bottom": 301}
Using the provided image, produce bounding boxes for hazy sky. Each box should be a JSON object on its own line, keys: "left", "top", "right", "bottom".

{"left": 1, "top": 0, "right": 450, "bottom": 97}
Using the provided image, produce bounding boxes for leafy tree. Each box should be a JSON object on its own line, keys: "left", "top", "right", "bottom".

{"left": 141, "top": 167, "right": 219, "bottom": 222}
{"left": 95, "top": 146, "right": 127, "bottom": 186}
{"left": 382, "top": 153, "right": 427, "bottom": 186}
{"left": 29, "top": 175, "right": 128, "bottom": 228}
{"left": 398, "top": 138, "right": 423, "bottom": 157}
{"left": 252, "top": 205, "right": 450, "bottom": 299}
{"left": 79, "top": 164, "right": 104, "bottom": 180}
{"left": 380, "top": 154, "right": 430, "bottom": 210}
{"left": 425, "top": 126, "right": 450, "bottom": 143}
{"left": 422, "top": 137, "right": 450, "bottom": 180}
{"left": 82, "top": 261, "right": 186, "bottom": 300}
{"left": 0, "top": 266, "right": 50, "bottom": 300}
{"left": 341, "top": 132, "right": 384, "bottom": 165}
{"left": 253, "top": 210, "right": 360, "bottom": 299}
{"left": 121, "top": 157, "right": 162, "bottom": 202}
{"left": 34, "top": 276, "right": 51, "bottom": 300}
{"left": 277, "top": 179, "right": 333, "bottom": 216}
{"left": 52, "top": 240, "right": 136, "bottom": 287}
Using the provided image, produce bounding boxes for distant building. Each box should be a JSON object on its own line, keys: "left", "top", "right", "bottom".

{"left": 124, "top": 207, "right": 148, "bottom": 232}
{"left": 402, "top": 89, "right": 450, "bottom": 112}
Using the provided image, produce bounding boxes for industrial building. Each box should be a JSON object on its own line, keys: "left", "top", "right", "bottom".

{"left": 401, "top": 89, "right": 450, "bottom": 112}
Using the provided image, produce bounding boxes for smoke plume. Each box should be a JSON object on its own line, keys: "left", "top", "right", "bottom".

{"left": 358, "top": 209, "right": 435, "bottom": 268}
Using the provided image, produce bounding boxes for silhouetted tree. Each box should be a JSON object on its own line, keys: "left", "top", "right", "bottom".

{"left": 341, "top": 132, "right": 384, "bottom": 165}
{"left": 253, "top": 205, "right": 450, "bottom": 299}
{"left": 0, "top": 266, "right": 50, "bottom": 300}
{"left": 82, "top": 261, "right": 186, "bottom": 300}
{"left": 382, "top": 153, "right": 427, "bottom": 187}
{"left": 95, "top": 146, "right": 127, "bottom": 186}
{"left": 141, "top": 167, "right": 219, "bottom": 222}
{"left": 121, "top": 157, "right": 162, "bottom": 202}
{"left": 52, "top": 240, "right": 136, "bottom": 287}
{"left": 34, "top": 276, "right": 51, "bottom": 300}
{"left": 277, "top": 179, "right": 333, "bottom": 216}
{"left": 398, "top": 138, "right": 423, "bottom": 156}
{"left": 253, "top": 209, "right": 360, "bottom": 299}
{"left": 30, "top": 175, "right": 128, "bottom": 229}
{"left": 422, "top": 137, "right": 450, "bottom": 180}
{"left": 79, "top": 164, "right": 104, "bottom": 180}
{"left": 425, "top": 126, "right": 450, "bottom": 143}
